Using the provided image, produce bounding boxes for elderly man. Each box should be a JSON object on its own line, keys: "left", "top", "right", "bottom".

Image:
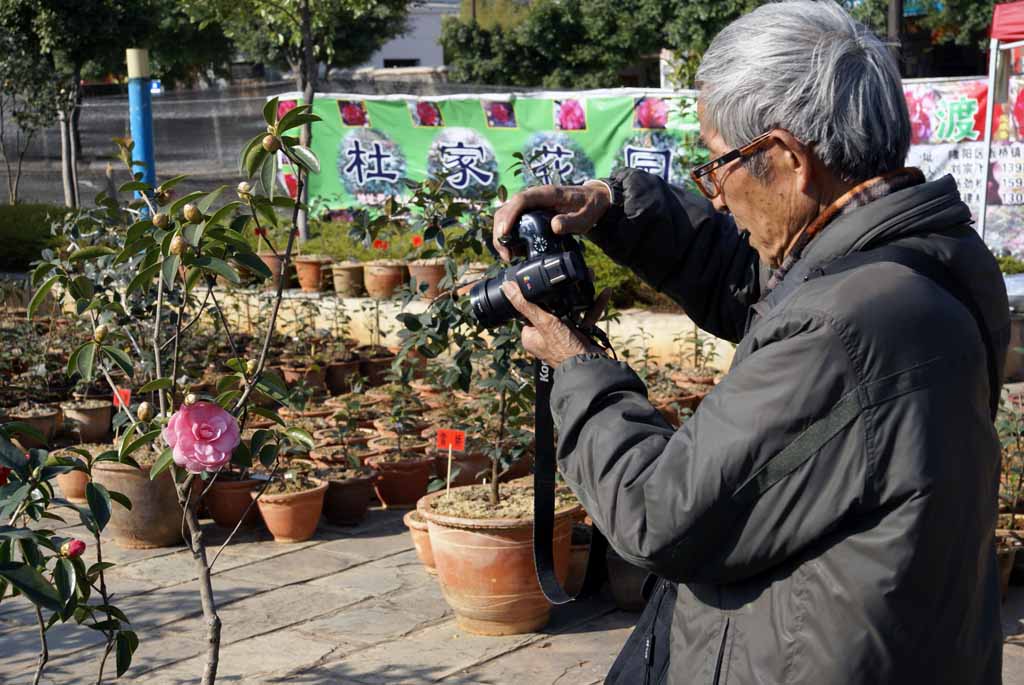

{"left": 493, "top": 1, "right": 1007, "bottom": 683}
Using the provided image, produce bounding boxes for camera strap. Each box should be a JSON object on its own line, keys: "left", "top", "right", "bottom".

{"left": 533, "top": 358, "right": 608, "bottom": 604}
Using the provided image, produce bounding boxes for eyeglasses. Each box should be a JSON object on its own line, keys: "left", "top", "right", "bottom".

{"left": 690, "top": 132, "right": 775, "bottom": 200}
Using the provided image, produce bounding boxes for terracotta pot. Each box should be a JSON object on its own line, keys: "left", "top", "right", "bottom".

{"left": 206, "top": 478, "right": 263, "bottom": 529}
{"left": 294, "top": 256, "right": 332, "bottom": 293}
{"left": 359, "top": 354, "right": 397, "bottom": 386}
{"left": 255, "top": 480, "right": 328, "bottom": 543}
{"left": 60, "top": 402, "right": 112, "bottom": 443}
{"left": 365, "top": 454, "right": 433, "bottom": 508}
{"left": 363, "top": 262, "right": 406, "bottom": 299}
{"left": 670, "top": 370, "right": 718, "bottom": 386}
{"left": 322, "top": 471, "right": 377, "bottom": 526}
{"left": 281, "top": 364, "right": 327, "bottom": 391}
{"left": 430, "top": 450, "right": 491, "bottom": 488}
{"left": 418, "top": 489, "right": 580, "bottom": 635}
{"left": 367, "top": 436, "right": 429, "bottom": 454}
{"left": 56, "top": 469, "right": 89, "bottom": 504}
{"left": 403, "top": 509, "right": 436, "bottom": 573}
{"left": 331, "top": 262, "right": 364, "bottom": 297}
{"left": 407, "top": 261, "right": 447, "bottom": 299}
{"left": 606, "top": 548, "right": 649, "bottom": 611}
{"left": 566, "top": 527, "right": 592, "bottom": 596}
{"left": 258, "top": 252, "right": 286, "bottom": 290}
{"left": 4, "top": 408, "right": 60, "bottom": 448}
{"left": 312, "top": 428, "right": 373, "bottom": 448}
{"left": 92, "top": 461, "right": 184, "bottom": 549}
{"left": 372, "top": 417, "right": 430, "bottom": 437}
{"left": 325, "top": 359, "right": 360, "bottom": 395}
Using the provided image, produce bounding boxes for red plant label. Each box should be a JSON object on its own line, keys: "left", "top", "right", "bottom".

{"left": 113, "top": 388, "right": 132, "bottom": 408}
{"left": 435, "top": 428, "right": 466, "bottom": 452}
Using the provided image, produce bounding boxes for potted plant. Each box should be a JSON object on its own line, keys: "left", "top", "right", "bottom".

{"left": 364, "top": 259, "right": 406, "bottom": 298}
{"left": 996, "top": 390, "right": 1024, "bottom": 598}
{"left": 407, "top": 256, "right": 448, "bottom": 300}
{"left": 670, "top": 323, "right": 720, "bottom": 385}
{"left": 364, "top": 399, "right": 434, "bottom": 507}
{"left": 3, "top": 401, "right": 60, "bottom": 448}
{"left": 403, "top": 509, "right": 436, "bottom": 574}
{"left": 293, "top": 254, "right": 333, "bottom": 292}
{"left": 331, "top": 259, "right": 364, "bottom": 296}
{"left": 315, "top": 456, "right": 378, "bottom": 526}
{"left": 60, "top": 386, "right": 112, "bottom": 442}
{"left": 254, "top": 466, "right": 328, "bottom": 543}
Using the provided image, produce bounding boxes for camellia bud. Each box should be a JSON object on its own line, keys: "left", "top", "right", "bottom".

{"left": 154, "top": 190, "right": 171, "bottom": 206}
{"left": 61, "top": 539, "right": 86, "bottom": 558}
{"left": 183, "top": 203, "right": 202, "bottom": 224}
{"left": 153, "top": 212, "right": 170, "bottom": 229}
{"left": 93, "top": 324, "right": 109, "bottom": 343}
{"left": 137, "top": 401, "right": 153, "bottom": 422}
{"left": 169, "top": 235, "right": 187, "bottom": 256}
{"left": 236, "top": 181, "right": 253, "bottom": 200}
{"left": 184, "top": 393, "right": 198, "bottom": 406}
{"left": 262, "top": 135, "right": 281, "bottom": 153}
{"left": 245, "top": 359, "right": 258, "bottom": 376}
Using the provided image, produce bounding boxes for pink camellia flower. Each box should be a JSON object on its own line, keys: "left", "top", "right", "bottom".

{"left": 416, "top": 101, "right": 441, "bottom": 126}
{"left": 636, "top": 97, "right": 668, "bottom": 129}
{"left": 61, "top": 539, "right": 86, "bottom": 558}
{"left": 488, "top": 102, "right": 512, "bottom": 125}
{"left": 162, "top": 402, "right": 240, "bottom": 474}
{"left": 557, "top": 100, "right": 586, "bottom": 130}
{"left": 341, "top": 102, "right": 367, "bottom": 126}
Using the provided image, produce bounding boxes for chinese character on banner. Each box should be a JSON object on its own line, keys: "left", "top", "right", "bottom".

{"left": 436, "top": 429, "right": 466, "bottom": 452}
{"left": 624, "top": 146, "right": 672, "bottom": 180}
{"left": 438, "top": 142, "right": 495, "bottom": 189}
{"left": 934, "top": 97, "right": 981, "bottom": 143}
{"left": 343, "top": 139, "right": 400, "bottom": 185}
{"left": 530, "top": 144, "right": 576, "bottom": 185}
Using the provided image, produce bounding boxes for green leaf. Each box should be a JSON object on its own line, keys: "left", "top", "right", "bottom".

{"left": 115, "top": 630, "right": 139, "bottom": 677}
{"left": 102, "top": 346, "right": 133, "bottom": 376}
{"left": 193, "top": 256, "right": 239, "bottom": 285}
{"left": 149, "top": 449, "right": 174, "bottom": 481}
{"left": 0, "top": 526, "right": 37, "bottom": 541}
{"left": 118, "top": 181, "right": 151, "bottom": 193}
{"left": 263, "top": 96, "right": 280, "bottom": 126}
{"left": 127, "top": 261, "right": 161, "bottom": 294}
{"left": 158, "top": 174, "right": 188, "bottom": 191}
{"left": 198, "top": 185, "right": 227, "bottom": 214}
{"left": 119, "top": 429, "right": 161, "bottom": 460}
{"left": 231, "top": 251, "right": 272, "bottom": 280}
{"left": 243, "top": 142, "right": 269, "bottom": 179}
{"left": 31, "top": 261, "right": 57, "bottom": 287}
{"left": 0, "top": 432, "right": 36, "bottom": 473}
{"left": 215, "top": 390, "right": 242, "bottom": 408}
{"left": 107, "top": 490, "right": 132, "bottom": 511}
{"left": 138, "top": 378, "right": 172, "bottom": 393}
{"left": 258, "top": 442, "right": 279, "bottom": 468}
{"left": 85, "top": 482, "right": 111, "bottom": 532}
{"left": 28, "top": 275, "right": 61, "bottom": 320}
{"left": 55, "top": 557, "right": 75, "bottom": 607}
{"left": 125, "top": 219, "right": 153, "bottom": 244}
{"left": 285, "top": 428, "right": 314, "bottom": 450}
{"left": 287, "top": 145, "right": 320, "bottom": 174}
{"left": 70, "top": 342, "right": 98, "bottom": 383}
{"left": 249, "top": 407, "right": 285, "bottom": 426}
{"left": 161, "top": 254, "right": 180, "bottom": 291}
{"left": 255, "top": 371, "right": 288, "bottom": 399}
{"left": 68, "top": 246, "right": 115, "bottom": 262}
{"left": 258, "top": 153, "right": 277, "bottom": 201}
{"left": 0, "top": 562, "right": 62, "bottom": 612}
{"left": 204, "top": 201, "right": 241, "bottom": 229}
{"left": 239, "top": 133, "right": 265, "bottom": 176}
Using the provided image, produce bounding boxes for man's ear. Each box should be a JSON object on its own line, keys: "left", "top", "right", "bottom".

{"left": 771, "top": 130, "right": 814, "bottom": 194}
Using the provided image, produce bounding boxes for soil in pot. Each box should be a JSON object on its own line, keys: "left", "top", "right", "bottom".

{"left": 408, "top": 259, "right": 447, "bottom": 300}
{"left": 309, "top": 441, "right": 381, "bottom": 466}
{"left": 60, "top": 399, "right": 112, "bottom": 443}
{"left": 363, "top": 260, "right": 407, "bottom": 299}
{"left": 255, "top": 474, "right": 327, "bottom": 543}
{"left": 403, "top": 509, "right": 436, "bottom": 573}
{"left": 316, "top": 464, "right": 377, "bottom": 526}
{"left": 418, "top": 484, "right": 580, "bottom": 635}
{"left": 365, "top": 450, "right": 434, "bottom": 508}
{"left": 206, "top": 472, "right": 264, "bottom": 529}
{"left": 294, "top": 256, "right": 332, "bottom": 293}
{"left": 357, "top": 346, "right": 398, "bottom": 387}
{"left": 4, "top": 403, "right": 60, "bottom": 448}
{"left": 92, "top": 456, "right": 186, "bottom": 549}
{"left": 428, "top": 446, "right": 491, "bottom": 488}
{"left": 325, "top": 358, "right": 361, "bottom": 395}
{"left": 331, "top": 262, "right": 364, "bottom": 297}
{"left": 367, "top": 435, "right": 429, "bottom": 455}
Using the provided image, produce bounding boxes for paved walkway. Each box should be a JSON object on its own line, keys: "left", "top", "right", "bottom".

{"left": 2, "top": 507, "right": 1023, "bottom": 684}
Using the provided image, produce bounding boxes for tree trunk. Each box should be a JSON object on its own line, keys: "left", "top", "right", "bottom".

{"left": 58, "top": 110, "right": 76, "bottom": 208}
{"left": 69, "top": 73, "right": 82, "bottom": 207}
{"left": 887, "top": 0, "right": 903, "bottom": 68}
{"left": 296, "top": 0, "right": 316, "bottom": 241}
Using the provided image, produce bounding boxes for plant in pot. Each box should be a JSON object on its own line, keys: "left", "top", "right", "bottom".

{"left": 670, "top": 322, "right": 720, "bottom": 386}
{"left": 314, "top": 451, "right": 378, "bottom": 526}
{"left": 406, "top": 232, "right": 447, "bottom": 300}
{"left": 254, "top": 463, "right": 327, "bottom": 543}
{"left": 324, "top": 304, "right": 360, "bottom": 395}
{"left": 365, "top": 389, "right": 435, "bottom": 508}
{"left": 293, "top": 253, "right": 333, "bottom": 293}
{"left": 60, "top": 380, "right": 113, "bottom": 443}
{"left": 2, "top": 401, "right": 61, "bottom": 449}
{"left": 26, "top": 98, "right": 324, "bottom": 684}
{"left": 356, "top": 298, "right": 397, "bottom": 386}
{"left": 996, "top": 390, "right": 1024, "bottom": 598}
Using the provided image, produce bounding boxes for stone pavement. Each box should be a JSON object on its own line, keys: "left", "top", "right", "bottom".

{"left": 1, "top": 507, "right": 1023, "bottom": 684}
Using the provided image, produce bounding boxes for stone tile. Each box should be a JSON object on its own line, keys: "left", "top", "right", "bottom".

{"left": 307, "top": 550, "right": 435, "bottom": 600}
{"left": 1004, "top": 643, "right": 1024, "bottom": 685}
{"left": 222, "top": 547, "right": 364, "bottom": 587}
{"left": 295, "top": 586, "right": 451, "bottom": 645}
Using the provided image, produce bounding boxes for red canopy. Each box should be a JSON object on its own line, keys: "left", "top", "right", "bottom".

{"left": 993, "top": 1, "right": 1024, "bottom": 42}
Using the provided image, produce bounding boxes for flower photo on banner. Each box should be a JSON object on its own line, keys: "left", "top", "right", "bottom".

{"left": 410, "top": 100, "right": 444, "bottom": 127}
{"left": 634, "top": 97, "right": 669, "bottom": 129}
{"left": 338, "top": 100, "right": 371, "bottom": 127}
{"left": 554, "top": 99, "right": 586, "bottom": 131}
{"left": 482, "top": 100, "right": 516, "bottom": 128}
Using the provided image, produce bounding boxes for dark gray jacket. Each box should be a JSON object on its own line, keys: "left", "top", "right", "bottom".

{"left": 551, "top": 169, "right": 1009, "bottom": 684}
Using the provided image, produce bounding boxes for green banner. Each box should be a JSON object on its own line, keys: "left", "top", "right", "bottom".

{"left": 273, "top": 88, "right": 706, "bottom": 211}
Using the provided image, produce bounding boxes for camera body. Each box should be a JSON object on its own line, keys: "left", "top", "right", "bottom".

{"left": 470, "top": 211, "right": 595, "bottom": 328}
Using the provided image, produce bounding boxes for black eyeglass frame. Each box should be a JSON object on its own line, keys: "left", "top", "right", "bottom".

{"left": 690, "top": 131, "right": 775, "bottom": 199}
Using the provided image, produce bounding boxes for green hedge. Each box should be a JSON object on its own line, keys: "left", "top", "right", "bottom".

{"left": 0, "top": 204, "right": 68, "bottom": 272}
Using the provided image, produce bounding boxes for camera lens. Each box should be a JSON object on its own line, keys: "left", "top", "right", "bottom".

{"left": 469, "top": 271, "right": 517, "bottom": 328}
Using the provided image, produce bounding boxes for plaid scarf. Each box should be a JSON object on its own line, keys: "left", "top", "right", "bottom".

{"left": 763, "top": 167, "right": 926, "bottom": 293}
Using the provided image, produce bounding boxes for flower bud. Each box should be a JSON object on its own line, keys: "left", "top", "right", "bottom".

{"left": 262, "top": 135, "right": 281, "bottom": 153}
{"left": 93, "top": 324, "right": 109, "bottom": 343}
{"left": 154, "top": 190, "right": 171, "bottom": 206}
{"left": 236, "top": 181, "right": 253, "bottom": 200}
{"left": 183, "top": 203, "right": 202, "bottom": 224}
{"left": 245, "top": 359, "right": 258, "bottom": 376}
{"left": 153, "top": 212, "right": 170, "bottom": 229}
{"left": 61, "top": 539, "right": 86, "bottom": 558}
{"left": 184, "top": 393, "right": 198, "bottom": 406}
{"left": 137, "top": 401, "right": 153, "bottom": 422}
{"left": 169, "top": 235, "right": 187, "bottom": 256}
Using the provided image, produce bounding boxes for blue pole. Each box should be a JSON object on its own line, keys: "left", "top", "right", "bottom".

{"left": 126, "top": 49, "right": 156, "bottom": 205}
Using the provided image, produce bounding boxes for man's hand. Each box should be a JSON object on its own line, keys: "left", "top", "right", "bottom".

{"left": 500, "top": 281, "right": 613, "bottom": 368}
{"left": 492, "top": 181, "right": 611, "bottom": 261}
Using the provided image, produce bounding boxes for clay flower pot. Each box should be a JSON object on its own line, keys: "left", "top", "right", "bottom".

{"left": 331, "top": 262, "right": 364, "bottom": 297}
{"left": 325, "top": 359, "right": 361, "bottom": 395}
{"left": 430, "top": 449, "right": 491, "bottom": 488}
{"left": 403, "top": 509, "right": 436, "bottom": 573}
{"left": 407, "top": 259, "right": 447, "bottom": 299}
{"left": 258, "top": 252, "right": 285, "bottom": 290}
{"left": 294, "top": 255, "right": 332, "bottom": 292}
{"left": 4, "top": 406, "right": 60, "bottom": 448}
{"left": 206, "top": 477, "right": 263, "bottom": 529}
{"left": 322, "top": 470, "right": 377, "bottom": 526}
{"left": 56, "top": 469, "right": 90, "bottom": 504}
{"left": 255, "top": 480, "right": 328, "bottom": 543}
{"left": 418, "top": 489, "right": 580, "bottom": 635}
{"left": 363, "top": 260, "right": 407, "bottom": 299}
{"left": 365, "top": 453, "right": 434, "bottom": 508}
{"left": 92, "top": 461, "right": 185, "bottom": 549}
{"left": 281, "top": 364, "right": 327, "bottom": 392}
{"left": 357, "top": 346, "right": 397, "bottom": 386}
{"left": 60, "top": 400, "right": 112, "bottom": 443}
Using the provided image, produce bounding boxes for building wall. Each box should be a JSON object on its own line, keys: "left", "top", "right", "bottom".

{"left": 362, "top": 4, "right": 459, "bottom": 69}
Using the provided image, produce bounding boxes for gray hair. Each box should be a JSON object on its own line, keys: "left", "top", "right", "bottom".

{"left": 695, "top": 0, "right": 910, "bottom": 183}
